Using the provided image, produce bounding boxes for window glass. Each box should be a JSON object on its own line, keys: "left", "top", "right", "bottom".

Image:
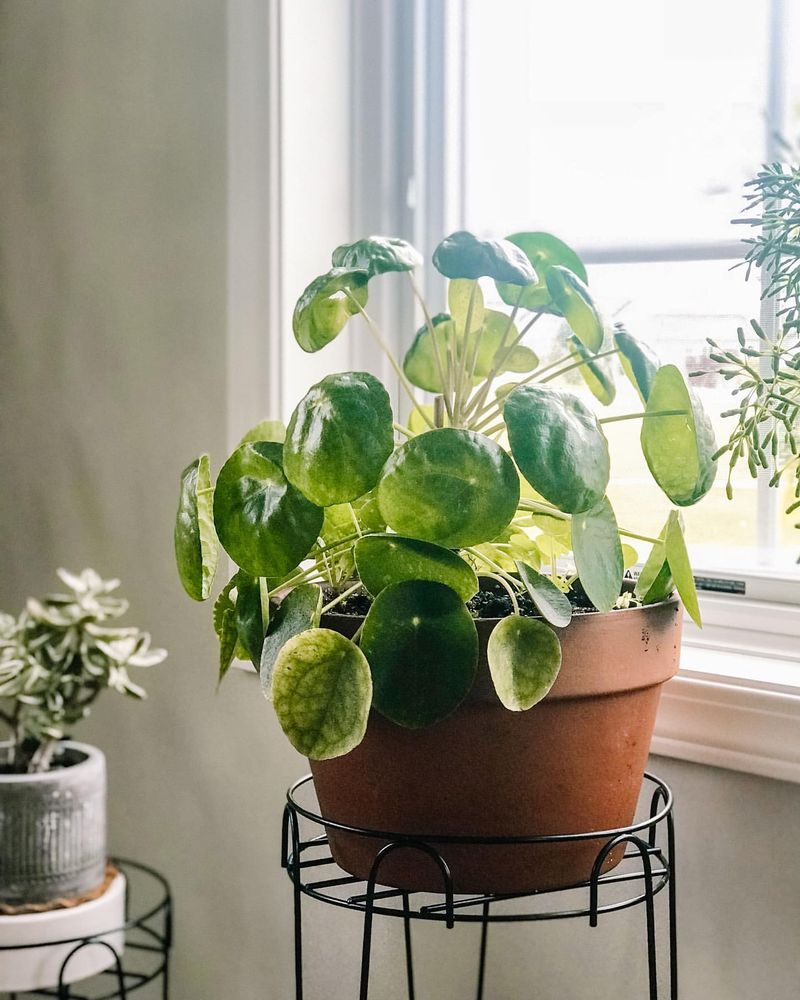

{"left": 463, "top": 0, "right": 769, "bottom": 247}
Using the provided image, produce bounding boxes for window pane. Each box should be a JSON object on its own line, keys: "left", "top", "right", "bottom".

{"left": 463, "top": 0, "right": 770, "bottom": 246}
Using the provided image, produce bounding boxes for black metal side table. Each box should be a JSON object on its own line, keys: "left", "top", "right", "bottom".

{"left": 283, "top": 772, "right": 677, "bottom": 999}
{"left": 1, "top": 859, "right": 172, "bottom": 1000}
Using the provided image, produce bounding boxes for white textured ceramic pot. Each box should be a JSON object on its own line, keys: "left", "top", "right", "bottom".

{"left": 0, "top": 741, "right": 107, "bottom": 905}
{"left": 0, "top": 871, "right": 126, "bottom": 992}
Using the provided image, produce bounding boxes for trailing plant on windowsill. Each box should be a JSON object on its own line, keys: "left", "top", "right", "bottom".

{"left": 0, "top": 569, "right": 167, "bottom": 773}
{"left": 701, "top": 162, "right": 800, "bottom": 525}
{"left": 175, "top": 230, "right": 717, "bottom": 761}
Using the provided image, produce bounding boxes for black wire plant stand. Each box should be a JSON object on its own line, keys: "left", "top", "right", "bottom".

{"left": 1, "top": 859, "right": 172, "bottom": 1000}
{"left": 283, "top": 772, "right": 677, "bottom": 1000}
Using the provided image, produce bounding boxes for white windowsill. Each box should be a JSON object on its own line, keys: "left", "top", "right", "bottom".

{"left": 652, "top": 642, "right": 800, "bottom": 785}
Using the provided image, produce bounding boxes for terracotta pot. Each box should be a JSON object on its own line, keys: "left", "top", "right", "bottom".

{"left": 311, "top": 597, "right": 682, "bottom": 894}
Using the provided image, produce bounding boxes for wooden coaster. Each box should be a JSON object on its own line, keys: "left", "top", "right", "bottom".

{"left": 0, "top": 863, "right": 119, "bottom": 916}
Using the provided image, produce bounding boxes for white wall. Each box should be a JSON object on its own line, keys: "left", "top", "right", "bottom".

{"left": 1, "top": 3, "right": 799, "bottom": 998}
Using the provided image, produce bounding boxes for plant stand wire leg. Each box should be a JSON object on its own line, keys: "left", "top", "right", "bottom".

{"left": 283, "top": 805, "right": 304, "bottom": 1000}
{"left": 360, "top": 842, "right": 453, "bottom": 1000}
{"left": 667, "top": 809, "right": 678, "bottom": 1000}
{"left": 293, "top": 863, "right": 304, "bottom": 1000}
{"left": 591, "top": 835, "right": 659, "bottom": 999}
{"left": 358, "top": 882, "right": 377, "bottom": 1000}
{"left": 475, "top": 900, "right": 490, "bottom": 1000}
{"left": 640, "top": 844, "right": 658, "bottom": 1000}
{"left": 401, "top": 892, "right": 416, "bottom": 1000}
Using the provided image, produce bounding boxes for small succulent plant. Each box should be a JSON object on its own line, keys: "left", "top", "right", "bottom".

{"left": 0, "top": 569, "right": 166, "bottom": 773}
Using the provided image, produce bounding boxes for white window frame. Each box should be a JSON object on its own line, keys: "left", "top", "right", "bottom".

{"left": 226, "top": 0, "right": 800, "bottom": 782}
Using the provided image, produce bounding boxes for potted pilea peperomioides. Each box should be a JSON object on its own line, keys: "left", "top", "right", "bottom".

{"left": 0, "top": 569, "right": 166, "bottom": 906}
{"left": 176, "top": 230, "right": 716, "bottom": 892}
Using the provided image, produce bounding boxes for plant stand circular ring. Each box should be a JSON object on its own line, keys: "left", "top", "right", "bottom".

{"left": 283, "top": 772, "right": 677, "bottom": 999}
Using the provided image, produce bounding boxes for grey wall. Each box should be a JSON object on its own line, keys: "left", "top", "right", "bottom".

{"left": 1, "top": 3, "right": 798, "bottom": 998}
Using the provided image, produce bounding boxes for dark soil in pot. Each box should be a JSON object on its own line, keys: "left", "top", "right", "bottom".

{"left": 310, "top": 585, "right": 682, "bottom": 894}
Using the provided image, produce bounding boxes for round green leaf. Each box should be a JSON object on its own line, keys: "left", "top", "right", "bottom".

{"left": 640, "top": 365, "right": 718, "bottom": 506}
{"left": 634, "top": 526, "right": 674, "bottom": 605}
{"left": 213, "top": 442, "right": 323, "bottom": 577}
{"left": 571, "top": 497, "right": 624, "bottom": 614}
{"left": 613, "top": 326, "right": 659, "bottom": 404}
{"left": 404, "top": 308, "right": 536, "bottom": 394}
{"left": 238, "top": 419, "right": 286, "bottom": 447}
{"left": 332, "top": 236, "right": 422, "bottom": 278}
{"left": 664, "top": 510, "right": 701, "bottom": 626}
{"left": 377, "top": 428, "right": 520, "bottom": 547}
{"left": 272, "top": 628, "right": 372, "bottom": 759}
{"left": 486, "top": 616, "right": 562, "bottom": 711}
{"left": 432, "top": 231, "right": 535, "bottom": 284}
{"left": 515, "top": 561, "right": 572, "bottom": 628}
{"left": 448, "top": 279, "right": 486, "bottom": 334}
{"left": 217, "top": 607, "right": 238, "bottom": 687}
{"left": 292, "top": 267, "right": 369, "bottom": 353}
{"left": 284, "top": 372, "right": 394, "bottom": 506}
{"left": 355, "top": 534, "right": 479, "bottom": 601}
{"left": 361, "top": 581, "right": 478, "bottom": 727}
{"left": 496, "top": 231, "right": 587, "bottom": 312}
{"left": 175, "top": 454, "right": 219, "bottom": 601}
{"left": 403, "top": 314, "right": 457, "bottom": 393}
{"left": 234, "top": 573, "right": 268, "bottom": 667}
{"left": 621, "top": 543, "right": 639, "bottom": 570}
{"left": 545, "top": 266, "right": 604, "bottom": 352}
{"left": 504, "top": 385, "right": 610, "bottom": 514}
{"left": 566, "top": 334, "right": 616, "bottom": 405}
{"left": 473, "top": 310, "right": 538, "bottom": 377}
{"left": 261, "top": 584, "right": 322, "bottom": 698}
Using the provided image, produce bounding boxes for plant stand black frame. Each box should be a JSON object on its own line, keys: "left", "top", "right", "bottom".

{"left": 1, "top": 859, "right": 172, "bottom": 1000}
{"left": 283, "top": 772, "right": 677, "bottom": 1000}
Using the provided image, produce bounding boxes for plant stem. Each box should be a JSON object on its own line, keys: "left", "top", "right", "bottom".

{"left": 466, "top": 548, "right": 525, "bottom": 607}
{"left": 315, "top": 532, "right": 364, "bottom": 557}
{"left": 453, "top": 281, "right": 480, "bottom": 424}
{"left": 407, "top": 272, "right": 454, "bottom": 421}
{"left": 346, "top": 503, "right": 363, "bottom": 537}
{"left": 478, "top": 421, "right": 506, "bottom": 438}
{"left": 519, "top": 498, "right": 662, "bottom": 545}
{"left": 470, "top": 345, "right": 622, "bottom": 431}
{"left": 393, "top": 422, "right": 414, "bottom": 438}
{"left": 463, "top": 297, "right": 538, "bottom": 422}
{"left": 320, "top": 582, "right": 362, "bottom": 615}
{"left": 539, "top": 345, "right": 620, "bottom": 384}
{"left": 599, "top": 409, "right": 687, "bottom": 425}
{"left": 484, "top": 572, "right": 520, "bottom": 615}
{"left": 347, "top": 293, "right": 434, "bottom": 428}
{"left": 259, "top": 578, "right": 270, "bottom": 625}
